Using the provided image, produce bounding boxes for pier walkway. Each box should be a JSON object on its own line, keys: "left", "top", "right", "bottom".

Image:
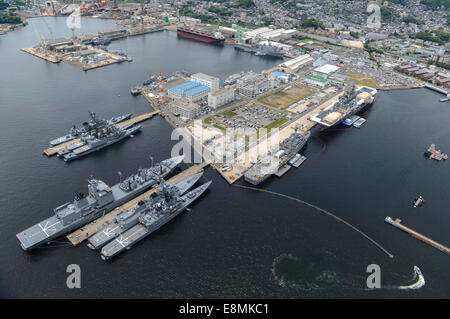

{"left": 43, "top": 111, "right": 160, "bottom": 156}
{"left": 66, "top": 162, "right": 209, "bottom": 246}
{"left": 385, "top": 217, "right": 449, "bottom": 255}
{"left": 234, "top": 184, "right": 394, "bottom": 259}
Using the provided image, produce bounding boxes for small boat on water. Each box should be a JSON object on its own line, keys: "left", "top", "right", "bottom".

{"left": 413, "top": 196, "right": 425, "bottom": 208}
{"left": 353, "top": 117, "right": 366, "bottom": 128}
{"left": 343, "top": 115, "right": 360, "bottom": 127}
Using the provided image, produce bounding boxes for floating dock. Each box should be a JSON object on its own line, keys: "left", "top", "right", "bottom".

{"left": 43, "top": 111, "right": 160, "bottom": 156}
{"left": 385, "top": 217, "right": 450, "bottom": 255}
{"left": 67, "top": 162, "right": 210, "bottom": 246}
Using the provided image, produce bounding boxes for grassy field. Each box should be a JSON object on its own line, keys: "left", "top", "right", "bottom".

{"left": 345, "top": 72, "right": 378, "bottom": 88}
{"left": 221, "top": 109, "right": 238, "bottom": 118}
{"left": 264, "top": 117, "right": 288, "bottom": 131}
{"left": 258, "top": 86, "right": 314, "bottom": 109}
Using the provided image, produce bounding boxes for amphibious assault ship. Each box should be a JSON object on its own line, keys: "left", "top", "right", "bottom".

{"left": 57, "top": 122, "right": 141, "bottom": 162}
{"left": 87, "top": 172, "right": 204, "bottom": 250}
{"left": 49, "top": 112, "right": 132, "bottom": 146}
{"left": 100, "top": 179, "right": 211, "bottom": 260}
{"left": 244, "top": 129, "right": 311, "bottom": 185}
{"left": 16, "top": 156, "right": 184, "bottom": 250}
{"left": 310, "top": 85, "right": 377, "bottom": 129}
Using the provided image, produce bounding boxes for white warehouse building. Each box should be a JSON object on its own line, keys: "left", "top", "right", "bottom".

{"left": 279, "top": 54, "right": 314, "bottom": 73}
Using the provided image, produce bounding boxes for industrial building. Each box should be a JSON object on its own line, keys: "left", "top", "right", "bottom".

{"left": 208, "top": 87, "right": 235, "bottom": 109}
{"left": 305, "top": 75, "right": 328, "bottom": 87}
{"left": 190, "top": 73, "right": 220, "bottom": 92}
{"left": 236, "top": 72, "right": 274, "bottom": 98}
{"left": 270, "top": 71, "right": 289, "bottom": 83}
{"left": 313, "top": 64, "right": 341, "bottom": 78}
{"left": 168, "top": 81, "right": 210, "bottom": 102}
{"left": 278, "top": 54, "right": 314, "bottom": 74}
{"left": 242, "top": 27, "right": 298, "bottom": 43}
{"left": 166, "top": 99, "right": 201, "bottom": 120}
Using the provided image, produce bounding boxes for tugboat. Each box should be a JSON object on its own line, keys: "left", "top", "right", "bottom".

{"left": 413, "top": 196, "right": 425, "bottom": 208}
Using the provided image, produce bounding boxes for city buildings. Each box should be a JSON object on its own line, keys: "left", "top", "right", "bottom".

{"left": 208, "top": 87, "right": 235, "bottom": 109}
{"left": 166, "top": 99, "right": 201, "bottom": 120}
{"left": 236, "top": 72, "right": 271, "bottom": 98}
{"left": 190, "top": 73, "right": 220, "bottom": 93}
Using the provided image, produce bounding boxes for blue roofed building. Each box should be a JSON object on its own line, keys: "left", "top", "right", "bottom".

{"left": 168, "top": 81, "right": 210, "bottom": 102}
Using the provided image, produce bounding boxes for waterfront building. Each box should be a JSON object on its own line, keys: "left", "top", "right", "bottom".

{"left": 190, "top": 73, "right": 220, "bottom": 93}
{"left": 208, "top": 87, "right": 235, "bottom": 109}
{"left": 168, "top": 81, "right": 210, "bottom": 102}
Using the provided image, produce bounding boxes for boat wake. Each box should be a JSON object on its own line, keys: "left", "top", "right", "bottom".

{"left": 399, "top": 266, "right": 425, "bottom": 290}
{"left": 271, "top": 252, "right": 365, "bottom": 291}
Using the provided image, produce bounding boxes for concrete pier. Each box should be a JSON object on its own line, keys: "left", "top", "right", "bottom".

{"left": 385, "top": 217, "right": 450, "bottom": 255}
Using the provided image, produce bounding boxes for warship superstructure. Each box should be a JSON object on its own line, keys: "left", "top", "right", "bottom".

{"left": 310, "top": 85, "right": 377, "bottom": 129}
{"left": 100, "top": 180, "right": 211, "bottom": 260}
{"left": 16, "top": 156, "right": 184, "bottom": 250}
{"left": 87, "top": 172, "right": 203, "bottom": 250}
{"left": 49, "top": 112, "right": 132, "bottom": 146}
{"left": 244, "top": 129, "right": 310, "bottom": 185}
{"left": 60, "top": 122, "right": 141, "bottom": 162}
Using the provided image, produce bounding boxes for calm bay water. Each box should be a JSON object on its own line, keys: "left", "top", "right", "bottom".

{"left": 0, "top": 17, "right": 449, "bottom": 298}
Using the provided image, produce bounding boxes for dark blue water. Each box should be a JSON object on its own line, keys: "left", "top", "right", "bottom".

{"left": 0, "top": 17, "right": 449, "bottom": 298}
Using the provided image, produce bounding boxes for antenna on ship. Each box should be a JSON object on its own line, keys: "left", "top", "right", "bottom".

{"left": 150, "top": 155, "right": 154, "bottom": 168}
{"left": 118, "top": 171, "right": 122, "bottom": 183}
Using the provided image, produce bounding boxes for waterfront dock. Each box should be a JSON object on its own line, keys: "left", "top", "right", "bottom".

{"left": 21, "top": 48, "right": 61, "bottom": 63}
{"left": 66, "top": 162, "right": 210, "bottom": 246}
{"left": 43, "top": 111, "right": 160, "bottom": 156}
{"left": 385, "top": 217, "right": 450, "bottom": 255}
{"left": 425, "top": 83, "right": 449, "bottom": 95}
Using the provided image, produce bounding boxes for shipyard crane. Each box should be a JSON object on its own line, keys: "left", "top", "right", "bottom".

{"left": 157, "top": 72, "right": 165, "bottom": 102}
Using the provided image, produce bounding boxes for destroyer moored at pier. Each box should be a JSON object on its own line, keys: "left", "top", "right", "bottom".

{"left": 87, "top": 172, "right": 203, "bottom": 250}
{"left": 16, "top": 156, "right": 184, "bottom": 250}
{"left": 100, "top": 179, "right": 212, "bottom": 260}
{"left": 49, "top": 112, "right": 132, "bottom": 146}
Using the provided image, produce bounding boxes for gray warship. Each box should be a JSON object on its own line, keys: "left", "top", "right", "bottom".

{"left": 58, "top": 122, "right": 141, "bottom": 162}
{"left": 100, "top": 179, "right": 212, "bottom": 260}
{"left": 244, "top": 129, "right": 310, "bottom": 185}
{"left": 16, "top": 156, "right": 184, "bottom": 250}
{"left": 49, "top": 112, "right": 132, "bottom": 146}
{"left": 87, "top": 172, "right": 204, "bottom": 250}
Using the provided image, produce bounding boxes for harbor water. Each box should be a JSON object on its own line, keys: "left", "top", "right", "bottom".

{"left": 0, "top": 17, "right": 449, "bottom": 298}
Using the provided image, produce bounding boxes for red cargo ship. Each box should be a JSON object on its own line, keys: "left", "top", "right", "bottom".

{"left": 177, "top": 27, "right": 225, "bottom": 45}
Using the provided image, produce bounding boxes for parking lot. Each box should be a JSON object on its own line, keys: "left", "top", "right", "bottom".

{"left": 205, "top": 104, "right": 285, "bottom": 131}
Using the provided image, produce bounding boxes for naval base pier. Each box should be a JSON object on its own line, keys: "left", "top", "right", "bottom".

{"left": 67, "top": 162, "right": 210, "bottom": 246}
{"left": 43, "top": 111, "right": 160, "bottom": 157}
